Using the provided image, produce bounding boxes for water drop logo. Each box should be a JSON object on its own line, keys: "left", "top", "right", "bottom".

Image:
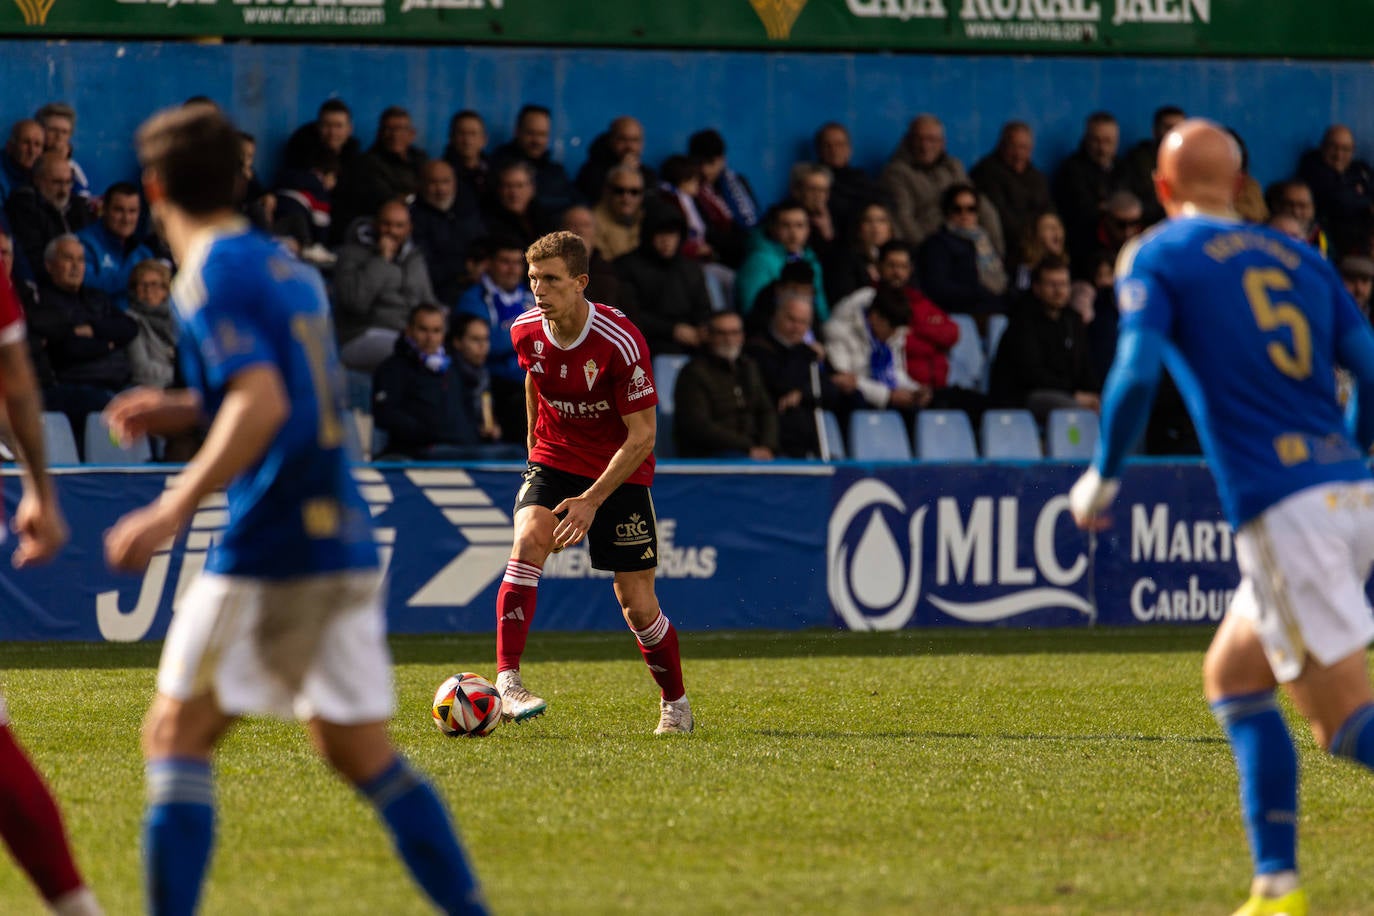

{"left": 827, "top": 479, "right": 926, "bottom": 631}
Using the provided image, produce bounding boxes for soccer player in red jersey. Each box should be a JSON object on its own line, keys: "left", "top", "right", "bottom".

{"left": 0, "top": 269, "right": 102, "bottom": 914}
{"left": 494, "top": 230, "right": 693, "bottom": 734}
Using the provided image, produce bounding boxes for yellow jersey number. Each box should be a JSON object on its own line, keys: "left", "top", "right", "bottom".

{"left": 290, "top": 314, "right": 344, "bottom": 449}
{"left": 1243, "top": 267, "right": 1312, "bottom": 381}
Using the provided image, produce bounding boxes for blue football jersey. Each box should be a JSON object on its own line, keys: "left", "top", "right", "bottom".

{"left": 172, "top": 222, "right": 378, "bottom": 577}
{"left": 1114, "top": 214, "right": 1370, "bottom": 526}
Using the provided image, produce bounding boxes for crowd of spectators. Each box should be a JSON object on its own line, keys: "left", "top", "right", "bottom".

{"left": 2, "top": 96, "right": 1370, "bottom": 463}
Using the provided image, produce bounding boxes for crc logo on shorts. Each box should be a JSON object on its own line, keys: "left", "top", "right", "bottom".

{"left": 614, "top": 512, "right": 652, "bottom": 547}
{"left": 626, "top": 365, "right": 655, "bottom": 402}
{"left": 546, "top": 398, "right": 611, "bottom": 418}
{"left": 827, "top": 478, "right": 1091, "bottom": 631}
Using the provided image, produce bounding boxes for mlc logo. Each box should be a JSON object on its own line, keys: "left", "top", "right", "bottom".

{"left": 827, "top": 479, "right": 1094, "bottom": 631}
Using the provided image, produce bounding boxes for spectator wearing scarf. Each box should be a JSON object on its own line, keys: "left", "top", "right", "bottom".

{"left": 918, "top": 182, "right": 1007, "bottom": 318}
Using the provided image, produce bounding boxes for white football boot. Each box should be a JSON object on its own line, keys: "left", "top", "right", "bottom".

{"left": 654, "top": 695, "right": 694, "bottom": 735}
{"left": 496, "top": 669, "right": 547, "bottom": 722}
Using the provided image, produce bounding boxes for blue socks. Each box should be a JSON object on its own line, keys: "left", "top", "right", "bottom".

{"left": 144, "top": 758, "right": 216, "bottom": 916}
{"left": 1211, "top": 692, "right": 1299, "bottom": 875}
{"left": 1331, "top": 702, "right": 1374, "bottom": 769}
{"left": 359, "top": 757, "right": 488, "bottom": 916}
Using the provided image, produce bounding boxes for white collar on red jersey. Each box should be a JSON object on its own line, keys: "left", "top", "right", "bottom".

{"left": 542, "top": 298, "right": 594, "bottom": 350}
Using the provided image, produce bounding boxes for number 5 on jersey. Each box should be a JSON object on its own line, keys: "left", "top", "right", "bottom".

{"left": 1244, "top": 267, "right": 1312, "bottom": 381}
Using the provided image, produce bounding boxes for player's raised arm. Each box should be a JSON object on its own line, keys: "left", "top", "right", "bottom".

{"left": 105, "top": 365, "right": 288, "bottom": 573}
{"left": 1333, "top": 280, "right": 1374, "bottom": 451}
{"left": 0, "top": 336, "right": 68, "bottom": 567}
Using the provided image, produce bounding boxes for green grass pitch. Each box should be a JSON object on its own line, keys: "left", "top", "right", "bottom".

{"left": 0, "top": 628, "right": 1371, "bottom": 914}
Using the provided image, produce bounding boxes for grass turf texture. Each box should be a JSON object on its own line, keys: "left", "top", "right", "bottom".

{"left": 0, "top": 629, "right": 1372, "bottom": 914}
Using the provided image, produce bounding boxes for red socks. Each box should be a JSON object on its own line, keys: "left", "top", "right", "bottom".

{"left": 633, "top": 612, "right": 686, "bottom": 701}
{"left": 498, "top": 557, "right": 685, "bottom": 705}
{"left": 496, "top": 559, "right": 541, "bottom": 672}
{"left": 0, "top": 724, "right": 84, "bottom": 903}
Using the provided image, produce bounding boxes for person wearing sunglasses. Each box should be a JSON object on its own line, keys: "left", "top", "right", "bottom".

{"left": 591, "top": 163, "right": 646, "bottom": 262}
{"left": 918, "top": 182, "right": 1007, "bottom": 319}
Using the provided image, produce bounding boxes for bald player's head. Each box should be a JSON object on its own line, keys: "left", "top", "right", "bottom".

{"left": 1154, "top": 118, "right": 1242, "bottom": 219}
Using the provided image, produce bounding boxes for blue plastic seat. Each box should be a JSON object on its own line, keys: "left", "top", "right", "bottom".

{"left": 346, "top": 370, "right": 373, "bottom": 412}
{"left": 848, "top": 409, "right": 912, "bottom": 461}
{"left": 656, "top": 410, "right": 675, "bottom": 459}
{"left": 946, "top": 313, "right": 986, "bottom": 392}
{"left": 342, "top": 409, "right": 365, "bottom": 462}
{"left": 371, "top": 424, "right": 391, "bottom": 460}
{"left": 653, "top": 354, "right": 691, "bottom": 416}
{"left": 84, "top": 413, "right": 151, "bottom": 464}
{"left": 980, "top": 409, "right": 1043, "bottom": 460}
{"left": 914, "top": 409, "right": 978, "bottom": 461}
{"left": 983, "top": 313, "right": 1010, "bottom": 394}
{"left": 41, "top": 412, "right": 80, "bottom": 465}
{"left": 1047, "top": 408, "right": 1100, "bottom": 460}
{"left": 820, "top": 410, "right": 846, "bottom": 460}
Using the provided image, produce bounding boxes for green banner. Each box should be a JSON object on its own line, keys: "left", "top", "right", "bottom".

{"left": 1, "top": 0, "right": 1370, "bottom": 57}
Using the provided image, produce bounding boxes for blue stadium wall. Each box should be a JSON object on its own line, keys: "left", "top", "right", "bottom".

{"left": 4, "top": 41, "right": 1373, "bottom": 203}
{"left": 0, "top": 462, "right": 1243, "bottom": 641}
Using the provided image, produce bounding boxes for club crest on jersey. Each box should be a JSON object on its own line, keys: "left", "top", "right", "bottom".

{"left": 534, "top": 340, "right": 545, "bottom": 356}
{"left": 584, "top": 359, "right": 599, "bottom": 389}
{"left": 560, "top": 364, "right": 568, "bottom": 378}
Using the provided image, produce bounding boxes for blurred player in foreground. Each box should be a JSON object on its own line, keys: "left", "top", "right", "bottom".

{"left": 493, "top": 230, "right": 693, "bottom": 734}
{"left": 1070, "top": 119, "right": 1374, "bottom": 916}
{"left": 103, "top": 105, "right": 486, "bottom": 915}
{"left": 0, "top": 270, "right": 99, "bottom": 915}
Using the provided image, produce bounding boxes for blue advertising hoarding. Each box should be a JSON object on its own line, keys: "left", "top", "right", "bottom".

{"left": 0, "top": 462, "right": 1253, "bottom": 641}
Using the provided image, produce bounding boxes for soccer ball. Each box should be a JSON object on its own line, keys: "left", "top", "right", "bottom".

{"left": 431, "top": 673, "right": 502, "bottom": 738}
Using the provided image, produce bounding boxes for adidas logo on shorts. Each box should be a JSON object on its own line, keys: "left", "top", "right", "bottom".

{"left": 503, "top": 607, "right": 526, "bottom": 621}
{"left": 640, "top": 547, "right": 654, "bottom": 560}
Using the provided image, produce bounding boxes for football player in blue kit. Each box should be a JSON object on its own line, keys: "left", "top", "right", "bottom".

{"left": 1070, "top": 119, "right": 1374, "bottom": 916}
{"left": 103, "top": 104, "right": 487, "bottom": 916}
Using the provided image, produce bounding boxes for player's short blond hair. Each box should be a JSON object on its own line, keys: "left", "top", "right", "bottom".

{"left": 526, "top": 230, "right": 589, "bottom": 279}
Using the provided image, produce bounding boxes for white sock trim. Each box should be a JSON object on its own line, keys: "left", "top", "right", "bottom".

{"left": 633, "top": 612, "right": 670, "bottom": 648}
{"left": 50, "top": 887, "right": 102, "bottom": 916}
{"left": 503, "top": 559, "right": 542, "bottom": 587}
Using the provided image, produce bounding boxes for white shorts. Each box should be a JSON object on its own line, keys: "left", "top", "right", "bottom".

{"left": 157, "top": 570, "right": 395, "bottom": 724}
{"left": 1230, "top": 481, "right": 1374, "bottom": 683}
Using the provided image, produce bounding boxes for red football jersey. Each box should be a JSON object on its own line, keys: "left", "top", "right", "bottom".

{"left": 512, "top": 301, "right": 658, "bottom": 486}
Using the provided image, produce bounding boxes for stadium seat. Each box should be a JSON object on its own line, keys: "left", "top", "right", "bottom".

{"left": 345, "top": 370, "right": 373, "bottom": 412}
{"left": 371, "top": 423, "right": 390, "bottom": 460}
{"left": 946, "top": 313, "right": 986, "bottom": 392}
{"left": 656, "top": 409, "right": 675, "bottom": 459}
{"left": 84, "top": 413, "right": 152, "bottom": 464}
{"left": 914, "top": 409, "right": 978, "bottom": 461}
{"left": 652, "top": 354, "right": 691, "bottom": 416}
{"left": 980, "top": 409, "right": 1042, "bottom": 460}
{"left": 342, "top": 409, "right": 365, "bottom": 462}
{"left": 41, "top": 412, "right": 80, "bottom": 465}
{"left": 983, "top": 313, "right": 1009, "bottom": 394}
{"left": 820, "top": 410, "right": 846, "bottom": 460}
{"left": 1047, "top": 408, "right": 1100, "bottom": 460}
{"left": 849, "top": 409, "right": 912, "bottom": 461}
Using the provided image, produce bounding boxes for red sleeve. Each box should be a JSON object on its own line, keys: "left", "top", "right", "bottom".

{"left": 0, "top": 271, "right": 26, "bottom": 344}
{"left": 613, "top": 317, "right": 659, "bottom": 415}
{"left": 511, "top": 322, "right": 531, "bottom": 372}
